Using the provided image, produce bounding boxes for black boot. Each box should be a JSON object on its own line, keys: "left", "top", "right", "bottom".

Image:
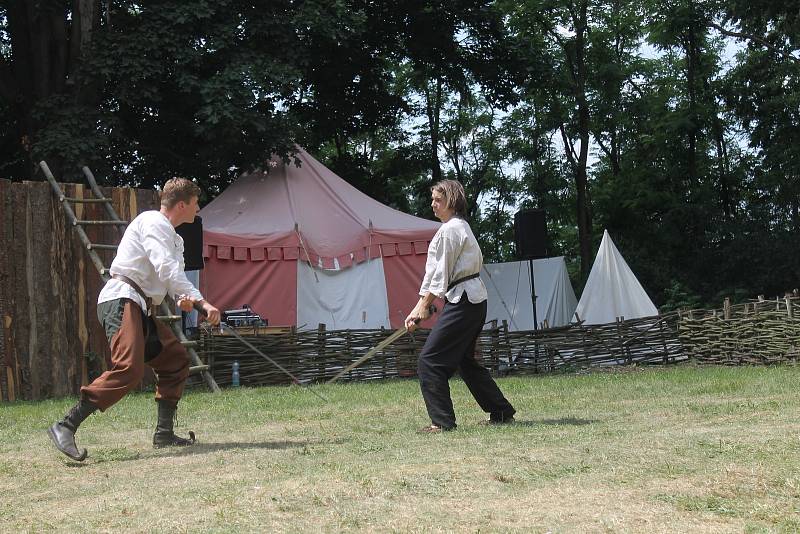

{"left": 47, "top": 398, "right": 97, "bottom": 461}
{"left": 153, "top": 399, "right": 196, "bottom": 448}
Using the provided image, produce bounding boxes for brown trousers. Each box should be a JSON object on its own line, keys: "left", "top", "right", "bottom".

{"left": 81, "top": 299, "right": 189, "bottom": 411}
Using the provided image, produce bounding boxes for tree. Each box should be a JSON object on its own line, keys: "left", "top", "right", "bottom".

{"left": 0, "top": 1, "right": 107, "bottom": 179}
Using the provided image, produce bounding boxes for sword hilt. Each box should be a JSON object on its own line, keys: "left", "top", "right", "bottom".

{"left": 413, "top": 304, "right": 438, "bottom": 324}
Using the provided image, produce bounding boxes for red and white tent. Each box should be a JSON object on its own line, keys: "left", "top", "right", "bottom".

{"left": 200, "top": 148, "right": 440, "bottom": 329}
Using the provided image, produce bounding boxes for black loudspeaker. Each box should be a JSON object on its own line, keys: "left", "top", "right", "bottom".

{"left": 176, "top": 215, "right": 204, "bottom": 271}
{"left": 514, "top": 209, "right": 547, "bottom": 260}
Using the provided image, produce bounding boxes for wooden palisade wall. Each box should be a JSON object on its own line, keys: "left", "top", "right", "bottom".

{"left": 0, "top": 179, "right": 159, "bottom": 401}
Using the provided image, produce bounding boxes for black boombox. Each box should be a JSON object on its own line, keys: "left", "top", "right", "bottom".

{"left": 223, "top": 305, "right": 267, "bottom": 328}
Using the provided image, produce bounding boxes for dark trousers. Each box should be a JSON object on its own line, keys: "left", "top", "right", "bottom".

{"left": 417, "top": 294, "right": 515, "bottom": 429}
{"left": 81, "top": 299, "right": 190, "bottom": 411}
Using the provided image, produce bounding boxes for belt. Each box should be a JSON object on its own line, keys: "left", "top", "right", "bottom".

{"left": 111, "top": 274, "right": 153, "bottom": 312}
{"left": 447, "top": 272, "right": 480, "bottom": 291}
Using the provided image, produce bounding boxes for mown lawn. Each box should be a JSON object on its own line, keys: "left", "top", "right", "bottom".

{"left": 1, "top": 365, "right": 799, "bottom": 533}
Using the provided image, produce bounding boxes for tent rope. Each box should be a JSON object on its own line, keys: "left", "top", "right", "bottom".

{"left": 294, "top": 223, "right": 320, "bottom": 283}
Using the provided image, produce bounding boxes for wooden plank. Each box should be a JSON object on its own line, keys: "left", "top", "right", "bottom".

{"left": 5, "top": 366, "right": 14, "bottom": 402}
{"left": 73, "top": 185, "right": 91, "bottom": 386}
{"left": 210, "top": 326, "right": 294, "bottom": 336}
{"left": 129, "top": 187, "right": 138, "bottom": 220}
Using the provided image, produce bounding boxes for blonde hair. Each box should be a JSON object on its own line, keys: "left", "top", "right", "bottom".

{"left": 431, "top": 179, "right": 467, "bottom": 217}
{"left": 161, "top": 177, "right": 201, "bottom": 209}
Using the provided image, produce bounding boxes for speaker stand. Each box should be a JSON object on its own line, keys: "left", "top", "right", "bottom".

{"left": 528, "top": 258, "right": 538, "bottom": 330}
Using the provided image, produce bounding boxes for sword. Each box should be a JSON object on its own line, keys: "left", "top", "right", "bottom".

{"left": 326, "top": 305, "right": 437, "bottom": 385}
{"left": 193, "top": 302, "right": 329, "bottom": 402}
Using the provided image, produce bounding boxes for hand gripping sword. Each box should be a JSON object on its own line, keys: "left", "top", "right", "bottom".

{"left": 326, "top": 305, "right": 437, "bottom": 385}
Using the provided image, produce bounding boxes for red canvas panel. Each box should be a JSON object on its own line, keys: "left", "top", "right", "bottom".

{"left": 201, "top": 256, "right": 297, "bottom": 326}
{"left": 382, "top": 253, "right": 442, "bottom": 329}
{"left": 337, "top": 253, "right": 353, "bottom": 269}
{"left": 250, "top": 247, "right": 265, "bottom": 261}
{"left": 353, "top": 248, "right": 366, "bottom": 264}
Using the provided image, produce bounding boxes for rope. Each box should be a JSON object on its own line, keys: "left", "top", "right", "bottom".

{"left": 294, "top": 223, "right": 320, "bottom": 283}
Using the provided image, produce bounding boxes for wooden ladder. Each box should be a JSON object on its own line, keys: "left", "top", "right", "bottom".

{"left": 39, "top": 160, "right": 220, "bottom": 393}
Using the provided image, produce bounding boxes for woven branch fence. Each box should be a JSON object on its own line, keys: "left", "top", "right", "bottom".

{"left": 197, "top": 295, "right": 800, "bottom": 387}
{"left": 677, "top": 295, "right": 800, "bottom": 365}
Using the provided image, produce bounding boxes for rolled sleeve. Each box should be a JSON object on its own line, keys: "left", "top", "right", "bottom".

{"left": 142, "top": 224, "right": 204, "bottom": 302}
{"left": 420, "top": 230, "right": 460, "bottom": 299}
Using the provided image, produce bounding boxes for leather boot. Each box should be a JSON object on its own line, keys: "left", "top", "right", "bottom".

{"left": 47, "top": 398, "right": 97, "bottom": 462}
{"left": 153, "top": 399, "right": 196, "bottom": 448}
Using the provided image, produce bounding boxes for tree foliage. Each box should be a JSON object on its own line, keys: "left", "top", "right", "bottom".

{"left": 2, "top": 0, "right": 799, "bottom": 305}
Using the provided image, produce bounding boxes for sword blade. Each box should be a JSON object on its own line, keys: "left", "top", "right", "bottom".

{"left": 326, "top": 326, "right": 409, "bottom": 384}
{"left": 220, "top": 323, "right": 329, "bottom": 402}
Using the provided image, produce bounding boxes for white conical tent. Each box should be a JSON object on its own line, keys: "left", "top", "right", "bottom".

{"left": 574, "top": 230, "right": 658, "bottom": 324}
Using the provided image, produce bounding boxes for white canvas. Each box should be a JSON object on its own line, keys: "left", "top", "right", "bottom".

{"left": 574, "top": 230, "right": 659, "bottom": 325}
{"left": 296, "top": 257, "right": 391, "bottom": 330}
{"left": 482, "top": 257, "right": 578, "bottom": 330}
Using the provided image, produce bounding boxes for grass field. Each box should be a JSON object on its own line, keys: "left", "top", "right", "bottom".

{"left": 2, "top": 365, "right": 800, "bottom": 533}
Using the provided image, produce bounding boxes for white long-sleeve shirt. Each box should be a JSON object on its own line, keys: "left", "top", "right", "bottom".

{"left": 98, "top": 210, "right": 204, "bottom": 310}
{"left": 419, "top": 217, "right": 487, "bottom": 304}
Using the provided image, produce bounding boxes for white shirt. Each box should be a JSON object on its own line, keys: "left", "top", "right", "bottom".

{"left": 419, "top": 217, "right": 487, "bottom": 304}
{"left": 98, "top": 210, "right": 204, "bottom": 310}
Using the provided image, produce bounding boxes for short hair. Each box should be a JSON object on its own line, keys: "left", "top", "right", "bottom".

{"left": 431, "top": 179, "right": 467, "bottom": 217}
{"left": 161, "top": 177, "right": 201, "bottom": 209}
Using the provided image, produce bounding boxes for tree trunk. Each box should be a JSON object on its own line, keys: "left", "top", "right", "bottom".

{"left": 684, "top": 1, "right": 700, "bottom": 186}
{"left": 425, "top": 77, "right": 443, "bottom": 181}
{"left": 2, "top": 1, "right": 103, "bottom": 180}
{"left": 573, "top": 0, "right": 593, "bottom": 282}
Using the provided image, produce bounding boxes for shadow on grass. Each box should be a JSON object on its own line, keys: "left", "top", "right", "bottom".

{"left": 161, "top": 439, "right": 315, "bottom": 458}
{"left": 62, "top": 437, "right": 347, "bottom": 466}
{"left": 509, "top": 417, "right": 598, "bottom": 427}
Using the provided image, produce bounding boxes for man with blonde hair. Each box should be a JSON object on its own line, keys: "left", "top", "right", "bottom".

{"left": 48, "top": 177, "right": 221, "bottom": 461}
{"left": 406, "top": 179, "right": 515, "bottom": 432}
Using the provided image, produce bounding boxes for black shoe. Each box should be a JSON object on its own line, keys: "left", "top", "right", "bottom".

{"left": 153, "top": 399, "right": 196, "bottom": 448}
{"left": 47, "top": 422, "right": 87, "bottom": 462}
{"left": 47, "top": 398, "right": 97, "bottom": 461}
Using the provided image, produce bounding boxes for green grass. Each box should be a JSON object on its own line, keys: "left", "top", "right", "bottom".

{"left": 1, "top": 365, "right": 800, "bottom": 532}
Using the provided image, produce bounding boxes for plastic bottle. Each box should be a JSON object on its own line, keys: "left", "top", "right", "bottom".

{"left": 231, "top": 360, "right": 240, "bottom": 387}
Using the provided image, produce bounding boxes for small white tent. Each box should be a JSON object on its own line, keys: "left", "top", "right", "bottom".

{"left": 574, "top": 230, "right": 658, "bottom": 324}
{"left": 481, "top": 257, "right": 578, "bottom": 330}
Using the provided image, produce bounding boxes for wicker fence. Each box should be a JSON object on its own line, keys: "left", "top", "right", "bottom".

{"left": 198, "top": 295, "right": 800, "bottom": 388}
{"left": 196, "top": 314, "right": 687, "bottom": 387}
{"left": 677, "top": 295, "right": 800, "bottom": 365}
